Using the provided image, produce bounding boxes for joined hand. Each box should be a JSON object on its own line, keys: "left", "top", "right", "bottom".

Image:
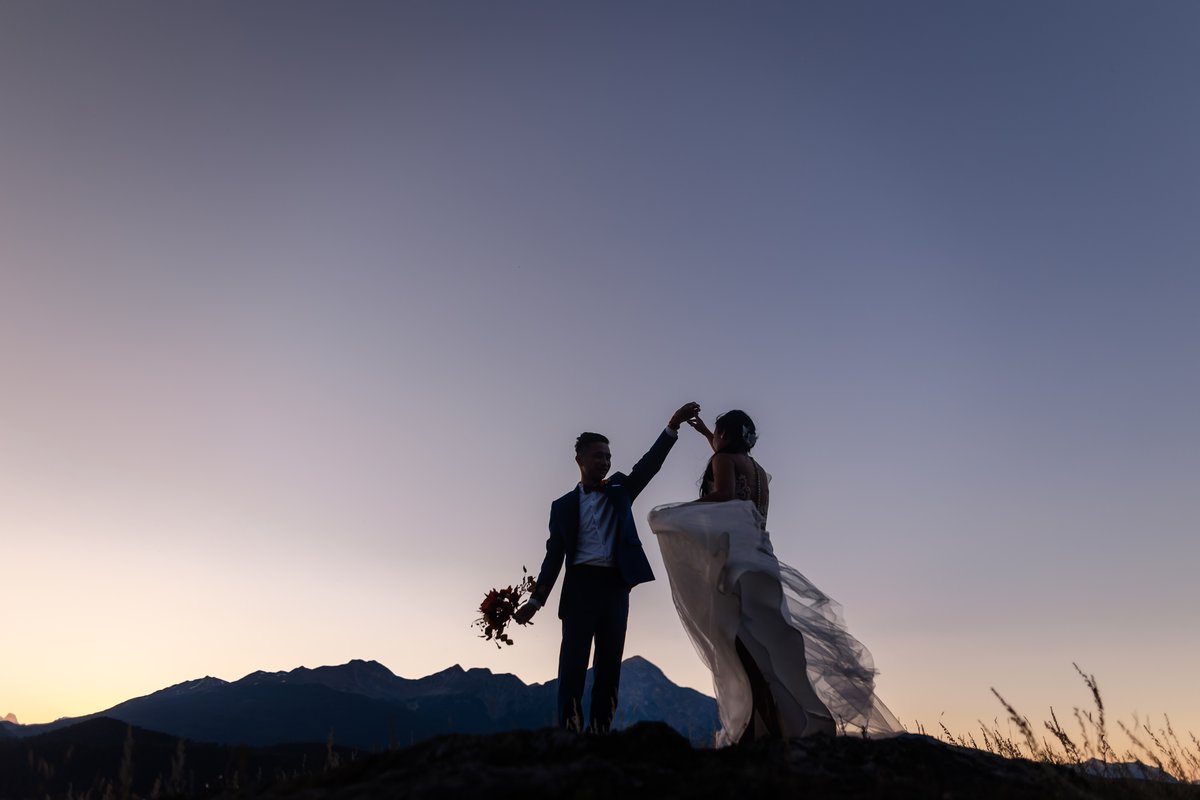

{"left": 669, "top": 401, "right": 701, "bottom": 430}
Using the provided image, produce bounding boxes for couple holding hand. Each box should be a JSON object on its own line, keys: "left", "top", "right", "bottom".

{"left": 514, "top": 403, "right": 900, "bottom": 744}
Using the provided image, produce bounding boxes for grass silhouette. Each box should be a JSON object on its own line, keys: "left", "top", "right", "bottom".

{"left": 928, "top": 663, "right": 1199, "bottom": 785}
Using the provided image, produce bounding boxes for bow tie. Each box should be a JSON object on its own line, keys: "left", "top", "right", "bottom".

{"left": 581, "top": 482, "right": 607, "bottom": 494}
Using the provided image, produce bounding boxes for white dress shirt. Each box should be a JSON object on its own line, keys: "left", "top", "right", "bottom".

{"left": 573, "top": 483, "right": 618, "bottom": 567}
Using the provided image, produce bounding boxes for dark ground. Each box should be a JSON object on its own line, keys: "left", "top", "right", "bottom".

{"left": 6, "top": 717, "right": 1198, "bottom": 799}
{"left": 243, "top": 722, "right": 1200, "bottom": 800}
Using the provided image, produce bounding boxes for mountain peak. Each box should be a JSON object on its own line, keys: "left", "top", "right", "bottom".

{"left": 337, "top": 659, "right": 396, "bottom": 677}
{"left": 276, "top": 660, "right": 399, "bottom": 681}
{"left": 621, "top": 656, "right": 666, "bottom": 679}
{"left": 223, "top": 659, "right": 413, "bottom": 700}
{"left": 155, "top": 677, "right": 229, "bottom": 697}
{"left": 2, "top": 713, "right": 17, "bottom": 724}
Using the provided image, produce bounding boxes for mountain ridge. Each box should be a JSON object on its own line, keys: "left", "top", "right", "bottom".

{"left": 2, "top": 656, "right": 718, "bottom": 748}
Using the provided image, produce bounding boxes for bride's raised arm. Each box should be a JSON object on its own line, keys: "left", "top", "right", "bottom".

{"left": 687, "top": 415, "right": 715, "bottom": 449}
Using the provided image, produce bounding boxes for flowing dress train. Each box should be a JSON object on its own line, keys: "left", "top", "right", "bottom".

{"left": 648, "top": 499, "right": 902, "bottom": 745}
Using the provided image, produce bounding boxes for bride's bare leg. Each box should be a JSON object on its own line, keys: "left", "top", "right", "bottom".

{"left": 734, "top": 635, "right": 780, "bottom": 741}
{"left": 736, "top": 572, "right": 836, "bottom": 737}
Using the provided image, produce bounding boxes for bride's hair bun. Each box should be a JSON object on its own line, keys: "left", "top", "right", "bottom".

{"left": 715, "top": 410, "right": 757, "bottom": 453}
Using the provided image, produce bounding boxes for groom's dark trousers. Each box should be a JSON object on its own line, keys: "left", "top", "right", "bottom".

{"left": 557, "top": 564, "right": 628, "bottom": 731}
{"left": 530, "top": 429, "right": 676, "bottom": 732}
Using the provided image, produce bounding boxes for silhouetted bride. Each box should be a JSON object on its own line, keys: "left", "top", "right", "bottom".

{"left": 648, "top": 410, "right": 901, "bottom": 745}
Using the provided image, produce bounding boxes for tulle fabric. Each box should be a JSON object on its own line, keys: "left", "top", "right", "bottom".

{"left": 648, "top": 500, "right": 902, "bottom": 745}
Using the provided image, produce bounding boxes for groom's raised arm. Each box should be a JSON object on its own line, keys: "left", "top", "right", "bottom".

{"left": 623, "top": 402, "right": 700, "bottom": 500}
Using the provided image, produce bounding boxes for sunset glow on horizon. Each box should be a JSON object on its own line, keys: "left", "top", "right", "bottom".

{"left": 2, "top": 1, "right": 1198, "bottom": 746}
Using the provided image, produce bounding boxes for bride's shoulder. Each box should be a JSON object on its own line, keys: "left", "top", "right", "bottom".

{"left": 728, "top": 452, "right": 758, "bottom": 469}
{"left": 751, "top": 458, "right": 771, "bottom": 481}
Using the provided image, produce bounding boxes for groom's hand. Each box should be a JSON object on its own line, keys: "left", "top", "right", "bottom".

{"left": 514, "top": 603, "right": 537, "bottom": 625}
{"left": 669, "top": 402, "right": 701, "bottom": 431}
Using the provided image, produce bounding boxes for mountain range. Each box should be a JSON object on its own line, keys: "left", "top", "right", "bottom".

{"left": 0, "top": 656, "right": 718, "bottom": 749}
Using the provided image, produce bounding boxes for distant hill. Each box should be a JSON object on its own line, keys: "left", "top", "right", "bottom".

{"left": 3, "top": 657, "right": 718, "bottom": 749}
{"left": 1075, "top": 758, "right": 1180, "bottom": 783}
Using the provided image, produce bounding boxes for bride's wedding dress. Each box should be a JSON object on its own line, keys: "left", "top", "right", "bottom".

{"left": 649, "top": 492, "right": 901, "bottom": 745}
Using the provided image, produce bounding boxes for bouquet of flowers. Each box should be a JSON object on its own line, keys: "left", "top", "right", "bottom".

{"left": 475, "top": 567, "right": 536, "bottom": 648}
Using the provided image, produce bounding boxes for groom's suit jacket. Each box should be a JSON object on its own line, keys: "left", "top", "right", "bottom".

{"left": 532, "top": 430, "right": 677, "bottom": 618}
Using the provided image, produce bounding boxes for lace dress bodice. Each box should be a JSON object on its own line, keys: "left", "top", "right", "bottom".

{"left": 702, "top": 457, "right": 770, "bottom": 520}
{"left": 734, "top": 467, "right": 768, "bottom": 519}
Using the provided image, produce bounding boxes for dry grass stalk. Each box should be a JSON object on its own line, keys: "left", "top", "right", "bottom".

{"left": 932, "top": 665, "right": 1200, "bottom": 785}
{"left": 990, "top": 687, "right": 1043, "bottom": 759}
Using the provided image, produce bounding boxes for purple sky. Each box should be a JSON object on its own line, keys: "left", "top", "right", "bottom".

{"left": 2, "top": 1, "right": 1198, "bottom": 739}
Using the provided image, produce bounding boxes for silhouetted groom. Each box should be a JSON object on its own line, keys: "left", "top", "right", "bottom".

{"left": 514, "top": 402, "right": 700, "bottom": 733}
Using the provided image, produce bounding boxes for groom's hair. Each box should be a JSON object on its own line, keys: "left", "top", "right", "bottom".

{"left": 575, "top": 432, "right": 609, "bottom": 455}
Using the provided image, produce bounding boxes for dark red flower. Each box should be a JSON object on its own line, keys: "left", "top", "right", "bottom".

{"left": 474, "top": 569, "right": 536, "bottom": 649}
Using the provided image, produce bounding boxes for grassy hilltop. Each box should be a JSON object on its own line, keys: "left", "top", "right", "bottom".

{"left": 5, "top": 717, "right": 1200, "bottom": 800}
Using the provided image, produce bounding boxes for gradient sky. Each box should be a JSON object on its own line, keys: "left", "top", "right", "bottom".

{"left": 2, "top": 1, "right": 1198, "bottom": 742}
